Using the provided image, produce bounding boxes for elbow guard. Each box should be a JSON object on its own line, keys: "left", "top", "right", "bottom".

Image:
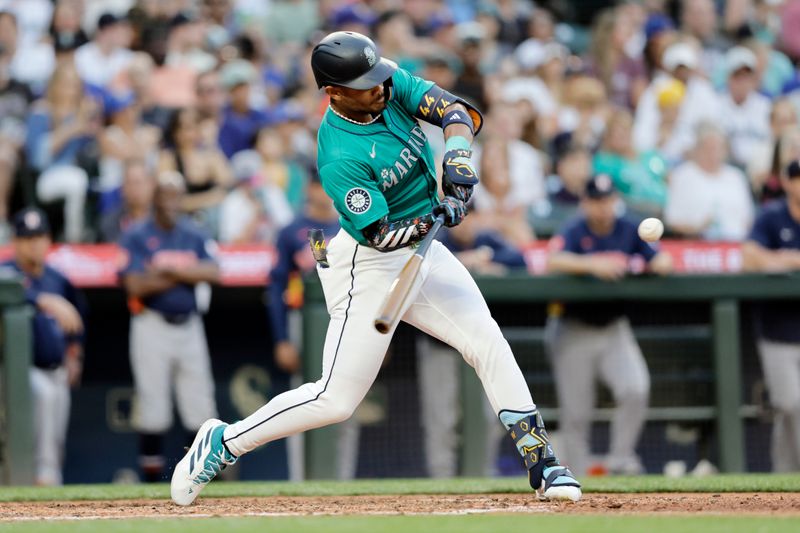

{"left": 415, "top": 85, "right": 484, "bottom": 135}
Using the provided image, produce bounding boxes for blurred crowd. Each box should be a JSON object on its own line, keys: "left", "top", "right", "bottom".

{"left": 2, "top": 0, "right": 800, "bottom": 250}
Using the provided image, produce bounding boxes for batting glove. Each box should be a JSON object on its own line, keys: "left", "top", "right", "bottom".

{"left": 433, "top": 196, "right": 467, "bottom": 227}
{"left": 442, "top": 148, "right": 478, "bottom": 203}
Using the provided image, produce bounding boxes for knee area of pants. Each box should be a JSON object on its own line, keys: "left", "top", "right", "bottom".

{"left": 615, "top": 387, "right": 649, "bottom": 404}
{"left": 772, "top": 400, "right": 800, "bottom": 416}
{"left": 326, "top": 403, "right": 357, "bottom": 424}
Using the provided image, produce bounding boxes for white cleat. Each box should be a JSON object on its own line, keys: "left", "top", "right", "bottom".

{"left": 536, "top": 464, "right": 582, "bottom": 502}
{"left": 171, "top": 418, "right": 237, "bottom": 506}
{"left": 542, "top": 484, "right": 582, "bottom": 502}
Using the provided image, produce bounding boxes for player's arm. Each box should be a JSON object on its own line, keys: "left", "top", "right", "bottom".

{"left": 119, "top": 232, "right": 178, "bottom": 297}
{"left": 742, "top": 240, "right": 800, "bottom": 272}
{"left": 391, "top": 68, "right": 482, "bottom": 203}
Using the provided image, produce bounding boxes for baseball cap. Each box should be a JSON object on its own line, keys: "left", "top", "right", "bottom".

{"left": 230, "top": 150, "right": 262, "bottom": 184}
{"left": 656, "top": 78, "right": 686, "bottom": 108}
{"left": 12, "top": 207, "right": 50, "bottom": 238}
{"left": 584, "top": 173, "right": 616, "bottom": 199}
{"left": 169, "top": 12, "right": 198, "bottom": 30}
{"left": 220, "top": 60, "right": 257, "bottom": 89}
{"left": 328, "top": 3, "right": 377, "bottom": 29}
{"left": 644, "top": 14, "right": 675, "bottom": 41}
{"left": 105, "top": 90, "right": 136, "bottom": 117}
{"left": 787, "top": 159, "right": 800, "bottom": 179}
{"left": 725, "top": 46, "right": 757, "bottom": 75}
{"left": 662, "top": 42, "right": 698, "bottom": 71}
{"left": 456, "top": 21, "right": 486, "bottom": 44}
{"left": 97, "top": 12, "right": 126, "bottom": 31}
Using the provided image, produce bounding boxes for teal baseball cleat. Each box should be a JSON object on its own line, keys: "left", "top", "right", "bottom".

{"left": 171, "top": 418, "right": 237, "bottom": 506}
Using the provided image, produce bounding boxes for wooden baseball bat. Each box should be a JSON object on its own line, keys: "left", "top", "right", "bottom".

{"left": 374, "top": 215, "right": 445, "bottom": 334}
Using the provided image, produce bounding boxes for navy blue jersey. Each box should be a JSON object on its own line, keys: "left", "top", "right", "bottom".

{"left": 748, "top": 199, "right": 800, "bottom": 342}
{"left": 2, "top": 260, "right": 87, "bottom": 368}
{"left": 552, "top": 215, "right": 657, "bottom": 325}
{"left": 119, "top": 217, "right": 216, "bottom": 315}
{"left": 267, "top": 215, "right": 340, "bottom": 343}
{"left": 438, "top": 229, "right": 527, "bottom": 269}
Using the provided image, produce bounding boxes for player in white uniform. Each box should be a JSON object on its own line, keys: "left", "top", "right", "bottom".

{"left": 171, "top": 31, "right": 581, "bottom": 505}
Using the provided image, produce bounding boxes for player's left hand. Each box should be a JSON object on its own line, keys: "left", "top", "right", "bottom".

{"left": 433, "top": 196, "right": 467, "bottom": 227}
{"left": 442, "top": 148, "right": 478, "bottom": 203}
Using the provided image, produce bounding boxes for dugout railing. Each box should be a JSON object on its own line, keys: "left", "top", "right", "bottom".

{"left": 0, "top": 273, "right": 34, "bottom": 485}
{"left": 302, "top": 272, "right": 800, "bottom": 478}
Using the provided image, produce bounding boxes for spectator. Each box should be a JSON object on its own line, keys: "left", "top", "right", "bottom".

{"left": 164, "top": 12, "right": 217, "bottom": 74}
{"left": 642, "top": 13, "right": 678, "bottom": 80}
{"left": 453, "top": 22, "right": 489, "bottom": 111}
{"left": 2, "top": 3, "right": 55, "bottom": 94}
{"left": 217, "top": 59, "right": 270, "bottom": 159}
{"left": 219, "top": 150, "right": 292, "bottom": 244}
{"left": 586, "top": 7, "right": 647, "bottom": 110}
{"left": 98, "top": 91, "right": 161, "bottom": 195}
{"left": 194, "top": 70, "right": 226, "bottom": 150}
{"left": 439, "top": 211, "right": 528, "bottom": 274}
{"left": 373, "top": 10, "right": 427, "bottom": 75}
{"left": 634, "top": 41, "right": 721, "bottom": 163}
{"left": 49, "top": 0, "right": 88, "bottom": 58}
{"left": 593, "top": 108, "right": 668, "bottom": 216}
{"left": 546, "top": 133, "right": 592, "bottom": 206}
{"left": 25, "top": 63, "right": 98, "bottom": 242}
{"left": 665, "top": 123, "right": 754, "bottom": 240}
{"left": 558, "top": 74, "right": 609, "bottom": 149}
{"left": 74, "top": 13, "right": 133, "bottom": 89}
{"left": 748, "top": 99, "right": 798, "bottom": 202}
{"left": 653, "top": 78, "right": 686, "bottom": 163}
{"left": 98, "top": 158, "right": 155, "bottom": 243}
{"left": 0, "top": 11, "right": 33, "bottom": 239}
{"left": 3, "top": 207, "right": 86, "bottom": 485}
{"left": 119, "top": 172, "right": 220, "bottom": 482}
{"left": 679, "top": 0, "right": 728, "bottom": 76}
{"left": 251, "top": 127, "right": 308, "bottom": 214}
{"left": 503, "top": 39, "right": 567, "bottom": 140}
{"left": 158, "top": 107, "right": 232, "bottom": 227}
{"left": 472, "top": 104, "right": 545, "bottom": 246}
{"left": 742, "top": 159, "right": 800, "bottom": 472}
{"left": 546, "top": 174, "right": 673, "bottom": 476}
{"left": 719, "top": 46, "right": 771, "bottom": 169}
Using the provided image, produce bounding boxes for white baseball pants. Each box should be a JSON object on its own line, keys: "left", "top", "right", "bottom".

{"left": 130, "top": 310, "right": 218, "bottom": 433}
{"left": 30, "top": 366, "right": 70, "bottom": 485}
{"left": 757, "top": 339, "right": 800, "bottom": 471}
{"left": 224, "top": 229, "right": 536, "bottom": 456}
{"left": 545, "top": 316, "right": 650, "bottom": 476}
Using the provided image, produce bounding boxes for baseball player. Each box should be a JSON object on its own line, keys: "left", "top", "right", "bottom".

{"left": 268, "top": 173, "right": 364, "bottom": 481}
{"left": 742, "top": 160, "right": 800, "bottom": 471}
{"left": 3, "top": 207, "right": 86, "bottom": 485}
{"left": 120, "top": 172, "right": 220, "bottom": 482}
{"left": 172, "top": 31, "right": 581, "bottom": 504}
{"left": 546, "top": 174, "right": 673, "bottom": 475}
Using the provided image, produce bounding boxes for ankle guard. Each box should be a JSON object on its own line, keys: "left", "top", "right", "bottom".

{"left": 507, "top": 411, "right": 558, "bottom": 489}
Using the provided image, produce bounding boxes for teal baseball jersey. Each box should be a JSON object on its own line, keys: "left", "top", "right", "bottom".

{"left": 317, "top": 68, "right": 440, "bottom": 244}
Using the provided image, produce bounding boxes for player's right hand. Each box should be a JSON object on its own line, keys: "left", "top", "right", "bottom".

{"left": 274, "top": 341, "right": 301, "bottom": 374}
{"left": 36, "top": 293, "right": 84, "bottom": 334}
{"left": 589, "top": 256, "right": 627, "bottom": 281}
{"left": 433, "top": 196, "right": 467, "bottom": 227}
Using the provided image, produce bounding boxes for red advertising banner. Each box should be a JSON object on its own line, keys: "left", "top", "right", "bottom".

{"left": 0, "top": 240, "right": 743, "bottom": 288}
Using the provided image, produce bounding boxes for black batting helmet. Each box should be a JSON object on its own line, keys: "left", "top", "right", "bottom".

{"left": 311, "top": 31, "right": 397, "bottom": 90}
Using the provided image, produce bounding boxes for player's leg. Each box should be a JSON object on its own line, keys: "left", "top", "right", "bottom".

{"left": 402, "top": 241, "right": 580, "bottom": 500}
{"left": 416, "top": 334, "right": 460, "bottom": 478}
{"left": 53, "top": 367, "right": 71, "bottom": 483}
{"left": 29, "top": 367, "right": 62, "bottom": 485}
{"left": 544, "top": 317, "right": 600, "bottom": 477}
{"left": 757, "top": 340, "right": 800, "bottom": 471}
{"left": 130, "top": 311, "right": 175, "bottom": 482}
{"left": 174, "top": 315, "right": 219, "bottom": 431}
{"left": 172, "top": 235, "right": 417, "bottom": 504}
{"left": 598, "top": 318, "right": 650, "bottom": 474}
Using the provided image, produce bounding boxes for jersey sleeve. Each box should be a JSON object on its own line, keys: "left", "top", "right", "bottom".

{"left": 390, "top": 68, "right": 435, "bottom": 117}
{"left": 319, "top": 158, "right": 388, "bottom": 230}
{"left": 748, "top": 210, "right": 774, "bottom": 249}
{"left": 118, "top": 231, "right": 147, "bottom": 275}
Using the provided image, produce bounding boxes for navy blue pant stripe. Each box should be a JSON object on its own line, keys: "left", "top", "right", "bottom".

{"left": 224, "top": 245, "right": 360, "bottom": 444}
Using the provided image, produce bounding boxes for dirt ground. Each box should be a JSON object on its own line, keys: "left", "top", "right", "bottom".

{"left": 1, "top": 493, "right": 800, "bottom": 521}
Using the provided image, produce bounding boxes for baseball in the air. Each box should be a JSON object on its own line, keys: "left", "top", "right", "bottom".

{"left": 638, "top": 217, "right": 664, "bottom": 242}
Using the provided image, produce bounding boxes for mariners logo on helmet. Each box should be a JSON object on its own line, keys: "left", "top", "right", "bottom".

{"left": 364, "top": 46, "right": 377, "bottom": 66}
{"left": 345, "top": 188, "right": 371, "bottom": 214}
